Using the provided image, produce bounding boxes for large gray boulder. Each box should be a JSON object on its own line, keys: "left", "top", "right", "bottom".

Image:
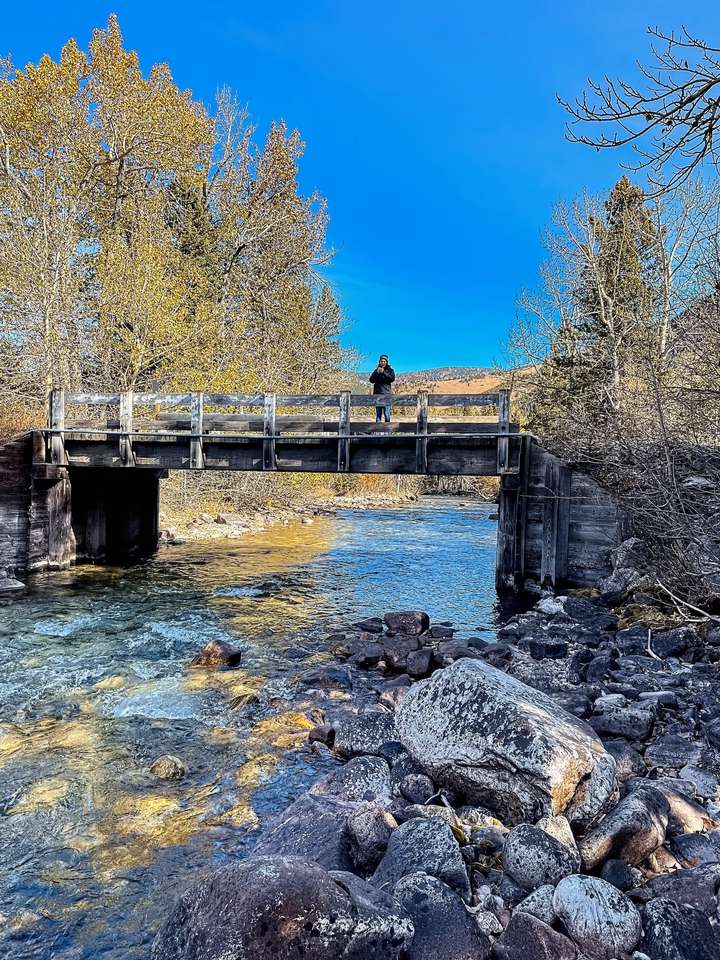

{"left": 151, "top": 856, "right": 414, "bottom": 960}
{"left": 552, "top": 875, "right": 642, "bottom": 960}
{"left": 395, "top": 659, "right": 617, "bottom": 825}
{"left": 494, "top": 911, "right": 577, "bottom": 960}
{"left": 393, "top": 872, "right": 491, "bottom": 960}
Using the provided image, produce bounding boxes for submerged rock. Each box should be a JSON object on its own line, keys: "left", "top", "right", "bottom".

{"left": 149, "top": 755, "right": 187, "bottom": 781}
{"left": 189, "top": 639, "right": 242, "bottom": 669}
{"left": 395, "top": 659, "right": 617, "bottom": 825}
{"left": 151, "top": 855, "right": 414, "bottom": 960}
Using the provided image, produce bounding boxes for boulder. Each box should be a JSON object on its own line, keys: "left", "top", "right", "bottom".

{"left": 383, "top": 611, "right": 430, "bottom": 635}
{"left": 334, "top": 711, "right": 399, "bottom": 760}
{"left": 503, "top": 822, "right": 580, "bottom": 889}
{"left": 397, "top": 773, "right": 436, "bottom": 805}
{"left": 190, "top": 639, "right": 242, "bottom": 669}
{"left": 494, "top": 911, "right": 577, "bottom": 960}
{"left": 578, "top": 785, "right": 670, "bottom": 868}
{"left": 640, "top": 897, "right": 720, "bottom": 960}
{"left": 589, "top": 702, "right": 655, "bottom": 741}
{"left": 651, "top": 627, "right": 693, "bottom": 659}
{"left": 373, "top": 817, "right": 470, "bottom": 900}
{"left": 515, "top": 884, "right": 556, "bottom": 925}
{"left": 347, "top": 803, "right": 397, "bottom": 873}
{"left": 552, "top": 875, "right": 642, "bottom": 960}
{"left": 626, "top": 778, "right": 718, "bottom": 834}
{"left": 647, "top": 863, "right": 720, "bottom": 918}
{"left": 393, "top": 872, "right": 491, "bottom": 960}
{"left": 406, "top": 648, "right": 433, "bottom": 677}
{"left": 353, "top": 617, "right": 384, "bottom": 633}
{"left": 644, "top": 734, "right": 702, "bottom": 770}
{"left": 151, "top": 856, "right": 414, "bottom": 960}
{"left": 599, "top": 859, "right": 642, "bottom": 892}
{"left": 311, "top": 756, "right": 392, "bottom": 803}
{"left": 252, "top": 793, "right": 356, "bottom": 871}
{"left": 395, "top": 659, "right": 617, "bottom": 826}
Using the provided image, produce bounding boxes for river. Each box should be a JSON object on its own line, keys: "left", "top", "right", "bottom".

{"left": 0, "top": 498, "right": 501, "bottom": 960}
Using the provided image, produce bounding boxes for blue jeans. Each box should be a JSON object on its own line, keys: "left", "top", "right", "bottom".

{"left": 375, "top": 404, "right": 391, "bottom": 423}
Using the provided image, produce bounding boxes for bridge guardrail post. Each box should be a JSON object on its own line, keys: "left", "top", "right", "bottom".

{"left": 496, "top": 388, "right": 510, "bottom": 473}
{"left": 190, "top": 392, "right": 204, "bottom": 469}
{"left": 263, "top": 394, "right": 277, "bottom": 470}
{"left": 49, "top": 388, "right": 66, "bottom": 465}
{"left": 119, "top": 390, "right": 134, "bottom": 466}
{"left": 338, "top": 391, "right": 350, "bottom": 472}
{"left": 416, "top": 391, "right": 428, "bottom": 474}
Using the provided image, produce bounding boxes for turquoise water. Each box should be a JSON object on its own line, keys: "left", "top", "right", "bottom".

{"left": 0, "top": 498, "right": 500, "bottom": 959}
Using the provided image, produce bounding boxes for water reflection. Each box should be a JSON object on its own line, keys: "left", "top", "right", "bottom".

{"left": 0, "top": 499, "right": 499, "bottom": 959}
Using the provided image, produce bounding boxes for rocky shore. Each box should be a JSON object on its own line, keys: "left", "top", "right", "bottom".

{"left": 151, "top": 539, "right": 720, "bottom": 960}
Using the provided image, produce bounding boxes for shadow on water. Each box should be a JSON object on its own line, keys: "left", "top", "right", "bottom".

{"left": 0, "top": 498, "right": 502, "bottom": 959}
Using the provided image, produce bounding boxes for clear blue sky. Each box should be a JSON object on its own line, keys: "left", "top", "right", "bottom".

{"left": 4, "top": 2, "right": 720, "bottom": 371}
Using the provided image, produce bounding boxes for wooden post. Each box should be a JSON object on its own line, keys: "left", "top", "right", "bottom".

{"left": 416, "top": 391, "right": 428, "bottom": 474}
{"left": 555, "top": 463, "right": 571, "bottom": 586}
{"left": 190, "top": 392, "right": 204, "bottom": 469}
{"left": 49, "top": 388, "right": 66, "bottom": 466}
{"left": 496, "top": 388, "right": 510, "bottom": 473}
{"left": 119, "top": 390, "right": 134, "bottom": 466}
{"left": 513, "top": 435, "right": 531, "bottom": 588}
{"left": 263, "top": 393, "right": 277, "bottom": 470}
{"left": 338, "top": 391, "right": 350, "bottom": 472}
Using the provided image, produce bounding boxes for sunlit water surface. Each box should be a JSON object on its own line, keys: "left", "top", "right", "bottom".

{"left": 0, "top": 499, "right": 500, "bottom": 959}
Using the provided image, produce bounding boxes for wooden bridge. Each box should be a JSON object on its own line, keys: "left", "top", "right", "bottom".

{"left": 0, "top": 388, "right": 621, "bottom": 594}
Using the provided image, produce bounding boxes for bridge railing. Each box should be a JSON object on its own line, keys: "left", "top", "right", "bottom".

{"left": 43, "top": 388, "right": 512, "bottom": 474}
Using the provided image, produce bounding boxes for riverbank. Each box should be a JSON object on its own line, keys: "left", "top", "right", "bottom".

{"left": 152, "top": 541, "right": 720, "bottom": 960}
{"left": 160, "top": 490, "right": 493, "bottom": 545}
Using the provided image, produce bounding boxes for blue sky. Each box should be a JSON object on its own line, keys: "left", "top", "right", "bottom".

{"left": 4, "top": 2, "right": 720, "bottom": 371}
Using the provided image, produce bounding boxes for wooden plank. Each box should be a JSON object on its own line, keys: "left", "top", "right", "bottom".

{"left": 337, "top": 391, "right": 350, "bottom": 472}
{"left": 495, "top": 473, "right": 517, "bottom": 590}
{"left": 190, "top": 392, "right": 204, "bottom": 469}
{"left": 49, "top": 389, "right": 66, "bottom": 466}
{"left": 263, "top": 394, "right": 277, "bottom": 470}
{"left": 540, "top": 458, "right": 558, "bottom": 587}
{"left": 416, "top": 391, "right": 428, "bottom": 474}
{"left": 514, "top": 435, "right": 531, "bottom": 584}
{"left": 496, "top": 388, "right": 510, "bottom": 473}
{"left": 555, "top": 462, "right": 571, "bottom": 585}
{"left": 119, "top": 390, "right": 134, "bottom": 466}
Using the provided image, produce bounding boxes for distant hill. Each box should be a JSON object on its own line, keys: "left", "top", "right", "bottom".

{"left": 357, "top": 365, "right": 532, "bottom": 397}
{"left": 395, "top": 366, "right": 496, "bottom": 385}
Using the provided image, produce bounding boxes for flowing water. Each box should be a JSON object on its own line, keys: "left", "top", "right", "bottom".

{"left": 0, "top": 498, "right": 501, "bottom": 960}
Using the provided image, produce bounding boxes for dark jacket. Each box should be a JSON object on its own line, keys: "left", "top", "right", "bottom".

{"left": 369, "top": 365, "right": 396, "bottom": 396}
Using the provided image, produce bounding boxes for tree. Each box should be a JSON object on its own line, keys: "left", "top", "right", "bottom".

{"left": 561, "top": 27, "right": 720, "bottom": 192}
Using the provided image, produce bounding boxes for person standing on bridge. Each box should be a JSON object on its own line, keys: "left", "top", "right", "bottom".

{"left": 369, "top": 354, "right": 396, "bottom": 423}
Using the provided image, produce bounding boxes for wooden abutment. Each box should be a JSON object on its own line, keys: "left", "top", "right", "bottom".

{"left": 0, "top": 389, "right": 621, "bottom": 593}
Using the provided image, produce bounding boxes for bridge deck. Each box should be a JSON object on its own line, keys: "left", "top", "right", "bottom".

{"left": 35, "top": 389, "right": 522, "bottom": 476}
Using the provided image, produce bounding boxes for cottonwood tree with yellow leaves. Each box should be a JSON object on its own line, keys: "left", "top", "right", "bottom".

{"left": 0, "top": 16, "right": 345, "bottom": 416}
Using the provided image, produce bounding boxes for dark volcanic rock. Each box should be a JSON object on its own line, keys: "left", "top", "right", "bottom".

{"left": 640, "top": 897, "right": 720, "bottom": 960}
{"left": 308, "top": 723, "right": 335, "bottom": 747}
{"left": 647, "top": 863, "right": 720, "bottom": 917}
{"left": 190, "top": 639, "right": 242, "bottom": 669}
{"left": 589, "top": 701, "right": 655, "bottom": 740}
{"left": 151, "top": 855, "right": 414, "bottom": 960}
{"left": 651, "top": 627, "right": 693, "bottom": 659}
{"left": 494, "top": 910, "right": 577, "bottom": 960}
{"left": 406, "top": 648, "right": 433, "bottom": 677}
{"left": 428, "top": 624, "right": 455, "bottom": 639}
{"left": 395, "top": 659, "right": 617, "bottom": 826}
{"left": 383, "top": 611, "right": 430, "bottom": 635}
{"left": 644, "top": 734, "right": 703, "bottom": 770}
{"left": 525, "top": 638, "right": 568, "bottom": 660}
{"left": 397, "top": 773, "right": 436, "bottom": 805}
{"left": 252, "top": 793, "right": 356, "bottom": 871}
{"left": 353, "top": 617, "right": 384, "bottom": 633}
{"left": 578, "top": 785, "right": 669, "bottom": 868}
{"left": 393, "top": 872, "right": 491, "bottom": 960}
{"left": 603, "top": 739, "right": 646, "bottom": 782}
{"left": 503, "top": 821, "right": 581, "bottom": 889}
{"left": 373, "top": 817, "right": 470, "bottom": 900}
{"left": 334, "top": 711, "right": 398, "bottom": 760}
{"left": 599, "top": 858, "right": 642, "bottom": 891}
